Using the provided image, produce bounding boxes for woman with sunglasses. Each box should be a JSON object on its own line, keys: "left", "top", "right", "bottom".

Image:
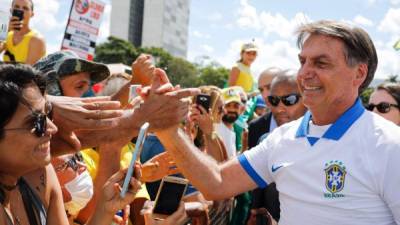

{"left": 0, "top": 64, "right": 140, "bottom": 225}
{"left": 368, "top": 82, "right": 400, "bottom": 125}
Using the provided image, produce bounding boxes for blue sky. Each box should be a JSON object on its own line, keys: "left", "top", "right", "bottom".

{"left": 1, "top": 0, "right": 400, "bottom": 80}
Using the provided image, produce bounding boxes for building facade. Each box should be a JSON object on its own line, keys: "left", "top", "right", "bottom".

{"left": 110, "top": 0, "right": 190, "bottom": 58}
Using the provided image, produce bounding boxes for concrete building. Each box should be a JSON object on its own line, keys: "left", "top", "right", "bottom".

{"left": 110, "top": 0, "right": 190, "bottom": 58}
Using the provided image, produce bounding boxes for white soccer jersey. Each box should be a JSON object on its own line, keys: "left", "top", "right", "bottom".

{"left": 239, "top": 99, "right": 400, "bottom": 225}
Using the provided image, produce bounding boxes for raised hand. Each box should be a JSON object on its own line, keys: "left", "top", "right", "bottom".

{"left": 141, "top": 152, "right": 179, "bottom": 182}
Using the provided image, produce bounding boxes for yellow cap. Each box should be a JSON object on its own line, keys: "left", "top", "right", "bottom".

{"left": 222, "top": 87, "right": 242, "bottom": 105}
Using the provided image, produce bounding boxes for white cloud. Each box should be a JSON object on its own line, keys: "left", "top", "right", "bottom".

{"left": 30, "top": 0, "right": 60, "bottom": 32}
{"left": 390, "top": 0, "right": 400, "bottom": 5}
{"left": 374, "top": 36, "right": 400, "bottom": 79}
{"left": 236, "top": 0, "right": 311, "bottom": 39}
{"left": 192, "top": 30, "right": 211, "bottom": 39}
{"left": 208, "top": 12, "right": 222, "bottom": 22}
{"left": 378, "top": 8, "right": 400, "bottom": 35}
{"left": 353, "top": 15, "right": 374, "bottom": 27}
{"left": 97, "top": 3, "right": 111, "bottom": 43}
{"left": 200, "top": 44, "right": 214, "bottom": 53}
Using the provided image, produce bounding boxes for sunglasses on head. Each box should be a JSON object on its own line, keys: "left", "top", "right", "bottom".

{"left": 4, "top": 102, "right": 53, "bottom": 137}
{"left": 366, "top": 102, "right": 399, "bottom": 114}
{"left": 267, "top": 94, "right": 301, "bottom": 107}
{"left": 54, "top": 153, "right": 84, "bottom": 172}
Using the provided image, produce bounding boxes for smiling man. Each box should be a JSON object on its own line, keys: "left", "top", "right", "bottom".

{"left": 154, "top": 20, "right": 400, "bottom": 225}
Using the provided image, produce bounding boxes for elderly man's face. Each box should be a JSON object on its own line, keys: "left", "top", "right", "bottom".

{"left": 258, "top": 75, "right": 274, "bottom": 102}
{"left": 297, "top": 34, "right": 363, "bottom": 119}
{"left": 269, "top": 81, "right": 306, "bottom": 126}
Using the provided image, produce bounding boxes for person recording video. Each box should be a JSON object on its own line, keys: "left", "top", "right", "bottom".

{"left": 0, "top": 0, "right": 46, "bottom": 65}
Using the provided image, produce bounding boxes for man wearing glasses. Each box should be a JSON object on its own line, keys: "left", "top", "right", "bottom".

{"left": 248, "top": 71, "right": 307, "bottom": 224}
{"left": 153, "top": 20, "right": 400, "bottom": 225}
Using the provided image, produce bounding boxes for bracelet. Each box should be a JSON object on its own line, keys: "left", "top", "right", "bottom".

{"left": 204, "top": 131, "right": 218, "bottom": 140}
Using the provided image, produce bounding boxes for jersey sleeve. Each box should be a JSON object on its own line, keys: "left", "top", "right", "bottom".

{"left": 380, "top": 146, "right": 400, "bottom": 223}
{"left": 237, "top": 137, "right": 274, "bottom": 188}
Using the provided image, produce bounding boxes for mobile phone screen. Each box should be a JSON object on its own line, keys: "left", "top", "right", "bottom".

{"left": 12, "top": 9, "right": 24, "bottom": 21}
{"left": 120, "top": 122, "right": 149, "bottom": 198}
{"left": 196, "top": 94, "right": 211, "bottom": 113}
{"left": 153, "top": 181, "right": 187, "bottom": 215}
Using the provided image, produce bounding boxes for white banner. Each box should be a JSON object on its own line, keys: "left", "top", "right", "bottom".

{"left": 0, "top": 9, "right": 9, "bottom": 42}
{"left": 61, "top": 0, "right": 105, "bottom": 60}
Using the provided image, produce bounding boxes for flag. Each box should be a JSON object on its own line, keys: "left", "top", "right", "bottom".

{"left": 394, "top": 39, "right": 400, "bottom": 51}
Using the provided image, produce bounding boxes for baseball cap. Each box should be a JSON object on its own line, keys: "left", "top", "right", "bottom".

{"left": 221, "top": 87, "right": 242, "bottom": 105}
{"left": 33, "top": 50, "right": 110, "bottom": 96}
{"left": 241, "top": 42, "right": 258, "bottom": 52}
{"left": 255, "top": 94, "right": 266, "bottom": 108}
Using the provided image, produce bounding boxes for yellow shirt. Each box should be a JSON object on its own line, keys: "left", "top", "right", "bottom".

{"left": 3, "top": 30, "right": 45, "bottom": 63}
{"left": 234, "top": 62, "right": 254, "bottom": 93}
{"left": 80, "top": 143, "right": 150, "bottom": 200}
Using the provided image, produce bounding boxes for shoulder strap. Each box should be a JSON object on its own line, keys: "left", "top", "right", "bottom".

{"left": 18, "top": 178, "right": 47, "bottom": 225}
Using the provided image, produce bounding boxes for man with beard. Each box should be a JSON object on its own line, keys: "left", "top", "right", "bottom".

{"left": 215, "top": 87, "right": 244, "bottom": 159}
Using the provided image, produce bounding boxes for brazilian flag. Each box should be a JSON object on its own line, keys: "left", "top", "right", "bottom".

{"left": 394, "top": 39, "right": 400, "bottom": 51}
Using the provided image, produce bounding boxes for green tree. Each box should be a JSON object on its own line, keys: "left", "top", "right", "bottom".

{"left": 386, "top": 74, "right": 399, "bottom": 83}
{"left": 94, "top": 36, "right": 137, "bottom": 65}
{"left": 360, "top": 87, "right": 374, "bottom": 105}
{"left": 166, "top": 57, "right": 198, "bottom": 87}
{"left": 196, "top": 65, "right": 229, "bottom": 88}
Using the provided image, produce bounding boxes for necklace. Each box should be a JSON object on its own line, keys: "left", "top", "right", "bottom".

{"left": 2, "top": 204, "right": 21, "bottom": 225}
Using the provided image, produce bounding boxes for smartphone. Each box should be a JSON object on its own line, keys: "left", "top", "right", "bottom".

{"left": 12, "top": 9, "right": 24, "bottom": 21}
{"left": 120, "top": 122, "right": 149, "bottom": 198}
{"left": 128, "top": 84, "right": 140, "bottom": 104}
{"left": 153, "top": 176, "right": 188, "bottom": 216}
{"left": 196, "top": 94, "right": 211, "bottom": 113}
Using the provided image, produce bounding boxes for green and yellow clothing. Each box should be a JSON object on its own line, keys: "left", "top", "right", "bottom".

{"left": 3, "top": 30, "right": 45, "bottom": 63}
{"left": 80, "top": 143, "right": 150, "bottom": 200}
{"left": 233, "top": 62, "right": 254, "bottom": 93}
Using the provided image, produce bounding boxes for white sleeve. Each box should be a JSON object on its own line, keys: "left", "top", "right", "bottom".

{"left": 380, "top": 146, "right": 400, "bottom": 224}
{"left": 237, "top": 137, "right": 274, "bottom": 188}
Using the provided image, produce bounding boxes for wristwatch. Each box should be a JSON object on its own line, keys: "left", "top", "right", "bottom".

{"left": 204, "top": 131, "right": 218, "bottom": 141}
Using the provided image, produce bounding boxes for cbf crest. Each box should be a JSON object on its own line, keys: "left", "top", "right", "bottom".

{"left": 324, "top": 160, "right": 346, "bottom": 198}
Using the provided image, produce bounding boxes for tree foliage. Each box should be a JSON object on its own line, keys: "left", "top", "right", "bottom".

{"left": 95, "top": 36, "right": 229, "bottom": 88}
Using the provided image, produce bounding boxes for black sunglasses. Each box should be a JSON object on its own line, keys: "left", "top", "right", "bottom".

{"left": 4, "top": 102, "right": 53, "bottom": 137}
{"left": 366, "top": 102, "right": 399, "bottom": 114}
{"left": 267, "top": 94, "right": 301, "bottom": 107}
{"left": 54, "top": 153, "right": 84, "bottom": 172}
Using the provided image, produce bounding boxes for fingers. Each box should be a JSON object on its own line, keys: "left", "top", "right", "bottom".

{"left": 82, "top": 101, "right": 122, "bottom": 110}
{"left": 165, "top": 202, "right": 187, "bottom": 225}
{"left": 165, "top": 88, "right": 201, "bottom": 99}
{"left": 81, "top": 96, "right": 112, "bottom": 103}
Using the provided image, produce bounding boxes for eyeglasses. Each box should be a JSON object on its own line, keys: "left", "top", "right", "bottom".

{"left": 4, "top": 102, "right": 53, "bottom": 137}
{"left": 366, "top": 102, "right": 399, "bottom": 114}
{"left": 54, "top": 153, "right": 84, "bottom": 172}
{"left": 267, "top": 94, "right": 301, "bottom": 107}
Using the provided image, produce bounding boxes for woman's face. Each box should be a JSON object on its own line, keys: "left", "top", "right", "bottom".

{"left": 59, "top": 72, "right": 91, "bottom": 97}
{"left": 0, "top": 83, "right": 57, "bottom": 175}
{"left": 241, "top": 51, "right": 257, "bottom": 66}
{"left": 369, "top": 89, "right": 400, "bottom": 125}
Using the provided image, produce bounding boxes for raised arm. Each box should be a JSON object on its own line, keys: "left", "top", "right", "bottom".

{"left": 155, "top": 126, "right": 257, "bottom": 200}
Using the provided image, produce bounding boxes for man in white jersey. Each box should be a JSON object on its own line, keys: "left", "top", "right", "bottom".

{"left": 153, "top": 20, "right": 400, "bottom": 225}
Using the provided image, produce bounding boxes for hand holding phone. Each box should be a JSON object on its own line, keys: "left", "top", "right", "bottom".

{"left": 153, "top": 176, "right": 189, "bottom": 217}
{"left": 120, "top": 122, "right": 149, "bottom": 198}
{"left": 11, "top": 9, "right": 24, "bottom": 31}
{"left": 196, "top": 94, "right": 211, "bottom": 113}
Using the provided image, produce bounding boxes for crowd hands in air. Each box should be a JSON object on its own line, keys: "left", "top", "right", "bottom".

{"left": 1, "top": 1, "right": 400, "bottom": 225}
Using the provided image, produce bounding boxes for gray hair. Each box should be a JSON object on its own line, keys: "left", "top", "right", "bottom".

{"left": 296, "top": 20, "right": 378, "bottom": 94}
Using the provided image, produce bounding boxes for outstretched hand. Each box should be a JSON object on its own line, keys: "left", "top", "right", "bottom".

{"left": 141, "top": 152, "right": 179, "bottom": 183}
{"left": 47, "top": 95, "right": 123, "bottom": 151}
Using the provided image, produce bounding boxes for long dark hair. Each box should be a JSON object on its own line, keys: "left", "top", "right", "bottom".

{"left": 0, "top": 64, "right": 46, "bottom": 139}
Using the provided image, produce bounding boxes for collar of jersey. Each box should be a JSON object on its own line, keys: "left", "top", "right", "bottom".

{"left": 295, "top": 98, "right": 365, "bottom": 144}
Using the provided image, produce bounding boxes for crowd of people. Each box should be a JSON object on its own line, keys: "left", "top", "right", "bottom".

{"left": 1, "top": 1, "right": 400, "bottom": 225}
